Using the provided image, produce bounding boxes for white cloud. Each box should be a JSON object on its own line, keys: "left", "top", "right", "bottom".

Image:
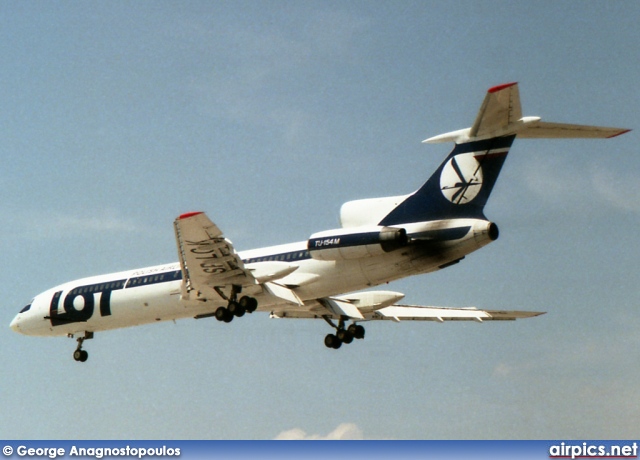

{"left": 274, "top": 423, "right": 364, "bottom": 440}
{"left": 7, "top": 209, "right": 140, "bottom": 240}
{"left": 518, "top": 154, "right": 640, "bottom": 215}
{"left": 492, "top": 362, "right": 512, "bottom": 378}
{"left": 590, "top": 165, "right": 640, "bottom": 214}
{"left": 180, "top": 11, "right": 373, "bottom": 145}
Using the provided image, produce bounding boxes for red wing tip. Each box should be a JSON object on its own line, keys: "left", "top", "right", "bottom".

{"left": 607, "top": 129, "right": 631, "bottom": 138}
{"left": 488, "top": 82, "right": 518, "bottom": 93}
{"left": 179, "top": 211, "right": 204, "bottom": 220}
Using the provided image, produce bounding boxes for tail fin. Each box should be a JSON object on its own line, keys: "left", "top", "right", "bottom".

{"left": 379, "top": 82, "right": 630, "bottom": 226}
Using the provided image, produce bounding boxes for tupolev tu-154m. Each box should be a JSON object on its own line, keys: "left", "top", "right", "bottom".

{"left": 10, "top": 83, "right": 630, "bottom": 362}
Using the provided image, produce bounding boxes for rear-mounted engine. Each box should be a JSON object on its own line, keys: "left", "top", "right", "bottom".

{"left": 308, "top": 226, "right": 408, "bottom": 261}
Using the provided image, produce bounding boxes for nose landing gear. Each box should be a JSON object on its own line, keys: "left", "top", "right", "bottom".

{"left": 70, "top": 331, "right": 93, "bottom": 362}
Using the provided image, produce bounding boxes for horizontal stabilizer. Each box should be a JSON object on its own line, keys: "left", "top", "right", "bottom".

{"left": 423, "top": 82, "right": 630, "bottom": 144}
{"left": 516, "top": 121, "right": 630, "bottom": 139}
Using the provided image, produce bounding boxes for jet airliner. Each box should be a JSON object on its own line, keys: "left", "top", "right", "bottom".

{"left": 9, "top": 83, "right": 629, "bottom": 362}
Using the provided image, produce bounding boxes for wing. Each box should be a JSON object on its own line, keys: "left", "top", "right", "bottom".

{"left": 271, "top": 304, "right": 544, "bottom": 322}
{"left": 371, "top": 305, "right": 544, "bottom": 322}
{"left": 174, "top": 212, "right": 257, "bottom": 298}
{"left": 268, "top": 289, "right": 544, "bottom": 322}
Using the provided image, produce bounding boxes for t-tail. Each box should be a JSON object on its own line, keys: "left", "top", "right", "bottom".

{"left": 371, "top": 82, "right": 630, "bottom": 227}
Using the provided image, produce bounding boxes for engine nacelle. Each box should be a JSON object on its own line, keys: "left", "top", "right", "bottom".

{"left": 307, "top": 226, "right": 408, "bottom": 261}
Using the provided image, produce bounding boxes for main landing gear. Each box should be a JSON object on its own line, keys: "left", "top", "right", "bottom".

{"left": 70, "top": 331, "right": 93, "bottom": 362}
{"left": 323, "top": 316, "right": 365, "bottom": 350}
{"left": 213, "top": 286, "right": 258, "bottom": 323}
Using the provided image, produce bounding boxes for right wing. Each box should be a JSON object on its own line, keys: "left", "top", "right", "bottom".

{"left": 174, "top": 212, "right": 257, "bottom": 298}
{"left": 174, "top": 211, "right": 304, "bottom": 307}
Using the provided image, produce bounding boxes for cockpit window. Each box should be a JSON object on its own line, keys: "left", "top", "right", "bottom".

{"left": 20, "top": 304, "right": 32, "bottom": 313}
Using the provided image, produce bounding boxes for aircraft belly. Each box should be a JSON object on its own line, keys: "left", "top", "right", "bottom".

{"left": 357, "top": 251, "right": 414, "bottom": 286}
{"left": 293, "top": 259, "right": 371, "bottom": 301}
{"left": 105, "top": 284, "right": 187, "bottom": 329}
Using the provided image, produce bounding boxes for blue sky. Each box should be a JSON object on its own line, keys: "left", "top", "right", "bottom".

{"left": 1, "top": 1, "right": 639, "bottom": 439}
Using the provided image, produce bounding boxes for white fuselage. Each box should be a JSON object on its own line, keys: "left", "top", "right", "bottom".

{"left": 10, "top": 218, "right": 495, "bottom": 337}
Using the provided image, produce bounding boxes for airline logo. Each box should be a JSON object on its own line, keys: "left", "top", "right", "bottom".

{"left": 440, "top": 153, "right": 483, "bottom": 204}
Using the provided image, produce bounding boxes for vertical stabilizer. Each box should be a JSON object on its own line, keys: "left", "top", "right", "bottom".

{"left": 379, "top": 135, "right": 515, "bottom": 225}
{"left": 378, "top": 83, "right": 630, "bottom": 227}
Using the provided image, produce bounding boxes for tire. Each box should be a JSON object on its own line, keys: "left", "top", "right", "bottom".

{"left": 215, "top": 307, "right": 227, "bottom": 321}
{"left": 337, "top": 329, "right": 353, "bottom": 344}
{"left": 73, "top": 350, "right": 83, "bottom": 361}
{"left": 324, "top": 333, "right": 341, "bottom": 349}
{"left": 228, "top": 301, "right": 245, "bottom": 317}
{"left": 240, "top": 296, "right": 258, "bottom": 313}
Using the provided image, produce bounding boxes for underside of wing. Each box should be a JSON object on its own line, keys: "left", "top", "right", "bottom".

{"left": 174, "top": 212, "right": 256, "bottom": 297}
{"left": 372, "top": 305, "right": 545, "bottom": 322}
{"left": 268, "top": 289, "right": 544, "bottom": 323}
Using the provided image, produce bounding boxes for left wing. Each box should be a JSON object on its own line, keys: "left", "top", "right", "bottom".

{"left": 271, "top": 299, "right": 544, "bottom": 322}
{"left": 269, "top": 290, "right": 544, "bottom": 322}
{"left": 372, "top": 305, "right": 544, "bottom": 322}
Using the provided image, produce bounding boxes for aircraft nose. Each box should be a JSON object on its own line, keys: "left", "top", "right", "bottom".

{"left": 10, "top": 315, "right": 21, "bottom": 332}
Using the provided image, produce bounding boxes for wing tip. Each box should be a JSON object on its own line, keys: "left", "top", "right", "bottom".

{"left": 607, "top": 128, "right": 632, "bottom": 139}
{"left": 488, "top": 82, "right": 518, "bottom": 94}
{"left": 178, "top": 211, "right": 204, "bottom": 220}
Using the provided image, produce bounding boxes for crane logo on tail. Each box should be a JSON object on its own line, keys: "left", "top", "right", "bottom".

{"left": 440, "top": 153, "right": 484, "bottom": 204}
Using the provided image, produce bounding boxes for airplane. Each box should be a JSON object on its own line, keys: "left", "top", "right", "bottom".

{"left": 9, "top": 82, "right": 630, "bottom": 362}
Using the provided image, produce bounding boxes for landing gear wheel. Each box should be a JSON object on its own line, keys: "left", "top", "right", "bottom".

{"left": 73, "top": 348, "right": 88, "bottom": 362}
{"left": 337, "top": 329, "right": 354, "bottom": 344}
{"left": 72, "top": 332, "right": 93, "bottom": 362}
{"left": 228, "top": 301, "right": 246, "bottom": 317}
{"left": 351, "top": 324, "right": 365, "bottom": 339}
{"left": 239, "top": 296, "right": 258, "bottom": 313}
{"left": 215, "top": 307, "right": 227, "bottom": 322}
{"left": 222, "top": 309, "right": 234, "bottom": 323}
{"left": 324, "top": 334, "right": 342, "bottom": 349}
